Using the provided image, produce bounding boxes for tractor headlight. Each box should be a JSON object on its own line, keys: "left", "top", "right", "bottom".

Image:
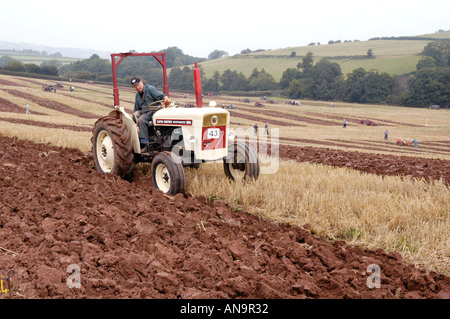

{"left": 211, "top": 116, "right": 218, "bottom": 125}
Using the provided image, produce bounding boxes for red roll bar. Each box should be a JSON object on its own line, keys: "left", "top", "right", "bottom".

{"left": 110, "top": 52, "right": 169, "bottom": 107}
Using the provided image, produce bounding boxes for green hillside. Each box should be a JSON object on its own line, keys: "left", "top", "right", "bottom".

{"left": 0, "top": 50, "right": 80, "bottom": 66}
{"left": 198, "top": 31, "right": 450, "bottom": 81}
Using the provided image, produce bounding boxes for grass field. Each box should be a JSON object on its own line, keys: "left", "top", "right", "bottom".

{"left": 0, "top": 50, "right": 81, "bottom": 66}
{"left": 0, "top": 74, "right": 449, "bottom": 274}
{"left": 197, "top": 31, "right": 450, "bottom": 81}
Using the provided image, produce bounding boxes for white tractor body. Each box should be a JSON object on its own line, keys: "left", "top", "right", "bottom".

{"left": 109, "top": 105, "right": 232, "bottom": 162}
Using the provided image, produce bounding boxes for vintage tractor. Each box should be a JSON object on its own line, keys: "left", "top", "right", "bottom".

{"left": 92, "top": 52, "right": 259, "bottom": 195}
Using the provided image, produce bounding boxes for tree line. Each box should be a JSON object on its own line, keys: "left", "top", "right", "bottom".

{"left": 0, "top": 56, "right": 59, "bottom": 76}
{"left": 198, "top": 41, "right": 449, "bottom": 108}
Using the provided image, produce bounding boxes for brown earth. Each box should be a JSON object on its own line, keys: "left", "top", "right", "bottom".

{"left": 229, "top": 110, "right": 303, "bottom": 127}
{"left": 231, "top": 106, "right": 338, "bottom": 126}
{"left": 0, "top": 135, "right": 449, "bottom": 299}
{"left": 0, "top": 89, "right": 98, "bottom": 119}
{"left": 0, "top": 78, "right": 25, "bottom": 87}
{"left": 0, "top": 117, "right": 91, "bottom": 132}
{"left": 0, "top": 97, "right": 47, "bottom": 116}
{"left": 278, "top": 144, "right": 450, "bottom": 186}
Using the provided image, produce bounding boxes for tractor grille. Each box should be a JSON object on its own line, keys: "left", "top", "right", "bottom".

{"left": 203, "top": 113, "right": 228, "bottom": 127}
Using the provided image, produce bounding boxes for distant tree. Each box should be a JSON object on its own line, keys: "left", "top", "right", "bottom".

{"left": 299, "top": 52, "right": 314, "bottom": 69}
{"left": 362, "top": 70, "right": 393, "bottom": 103}
{"left": 240, "top": 48, "right": 252, "bottom": 54}
{"left": 25, "top": 63, "right": 41, "bottom": 74}
{"left": 3, "top": 61, "right": 25, "bottom": 72}
{"left": 297, "top": 52, "right": 314, "bottom": 77}
{"left": 163, "top": 46, "right": 205, "bottom": 67}
{"left": 344, "top": 68, "right": 393, "bottom": 104}
{"left": 248, "top": 68, "right": 261, "bottom": 82}
{"left": 203, "top": 71, "right": 221, "bottom": 92}
{"left": 208, "top": 50, "right": 229, "bottom": 60}
{"left": 220, "top": 69, "right": 248, "bottom": 91}
{"left": 40, "top": 65, "right": 59, "bottom": 76}
{"left": 310, "top": 59, "right": 343, "bottom": 101}
{"left": 280, "top": 68, "right": 302, "bottom": 89}
{"left": 60, "top": 54, "right": 110, "bottom": 78}
{"left": 367, "top": 49, "right": 374, "bottom": 58}
{"left": 49, "top": 52, "right": 63, "bottom": 58}
{"left": 416, "top": 56, "right": 437, "bottom": 70}
{"left": 287, "top": 79, "right": 302, "bottom": 98}
{"left": 290, "top": 51, "right": 297, "bottom": 57}
{"left": 422, "top": 41, "right": 450, "bottom": 67}
{"left": 287, "top": 78, "right": 313, "bottom": 99}
{"left": 344, "top": 68, "right": 368, "bottom": 103}
{"left": 248, "top": 72, "right": 278, "bottom": 91}
{"left": 41, "top": 59, "right": 62, "bottom": 68}
{"left": 404, "top": 67, "right": 450, "bottom": 108}
{"left": 73, "top": 70, "right": 96, "bottom": 80}
{"left": 0, "top": 55, "right": 15, "bottom": 67}
{"left": 168, "top": 66, "right": 194, "bottom": 91}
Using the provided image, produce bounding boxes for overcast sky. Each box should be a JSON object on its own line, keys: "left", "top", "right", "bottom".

{"left": 1, "top": 0, "right": 449, "bottom": 58}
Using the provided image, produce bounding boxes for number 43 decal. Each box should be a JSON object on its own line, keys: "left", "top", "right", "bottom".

{"left": 207, "top": 128, "right": 220, "bottom": 139}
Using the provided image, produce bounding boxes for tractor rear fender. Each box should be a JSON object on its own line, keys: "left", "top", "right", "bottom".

{"left": 108, "top": 107, "right": 141, "bottom": 153}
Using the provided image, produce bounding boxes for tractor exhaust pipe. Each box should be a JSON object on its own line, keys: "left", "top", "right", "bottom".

{"left": 194, "top": 62, "right": 202, "bottom": 107}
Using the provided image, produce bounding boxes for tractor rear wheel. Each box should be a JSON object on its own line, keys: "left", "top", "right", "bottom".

{"left": 223, "top": 141, "right": 259, "bottom": 181}
{"left": 92, "top": 116, "right": 134, "bottom": 180}
{"left": 151, "top": 151, "right": 185, "bottom": 195}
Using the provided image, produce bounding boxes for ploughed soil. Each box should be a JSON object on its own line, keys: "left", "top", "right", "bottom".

{"left": 278, "top": 145, "right": 450, "bottom": 186}
{"left": 0, "top": 89, "right": 98, "bottom": 119}
{"left": 0, "top": 135, "right": 449, "bottom": 299}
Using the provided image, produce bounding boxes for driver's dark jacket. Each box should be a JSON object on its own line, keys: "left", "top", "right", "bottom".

{"left": 133, "top": 85, "right": 166, "bottom": 113}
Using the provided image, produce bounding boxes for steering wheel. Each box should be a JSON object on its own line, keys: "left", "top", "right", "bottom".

{"left": 146, "top": 99, "right": 167, "bottom": 109}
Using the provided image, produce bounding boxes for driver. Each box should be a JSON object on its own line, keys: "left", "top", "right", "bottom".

{"left": 131, "top": 77, "right": 171, "bottom": 153}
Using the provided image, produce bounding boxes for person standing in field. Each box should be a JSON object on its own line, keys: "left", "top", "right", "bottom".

{"left": 384, "top": 129, "right": 389, "bottom": 140}
{"left": 26, "top": 103, "right": 30, "bottom": 114}
{"left": 254, "top": 123, "right": 258, "bottom": 136}
{"left": 264, "top": 122, "right": 269, "bottom": 136}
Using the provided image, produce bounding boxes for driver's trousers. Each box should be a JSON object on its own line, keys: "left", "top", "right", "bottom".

{"left": 138, "top": 110, "right": 157, "bottom": 144}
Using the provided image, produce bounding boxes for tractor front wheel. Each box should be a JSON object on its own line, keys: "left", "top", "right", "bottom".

{"left": 151, "top": 151, "right": 185, "bottom": 195}
{"left": 223, "top": 141, "right": 259, "bottom": 181}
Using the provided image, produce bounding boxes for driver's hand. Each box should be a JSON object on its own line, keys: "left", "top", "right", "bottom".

{"left": 134, "top": 110, "right": 141, "bottom": 118}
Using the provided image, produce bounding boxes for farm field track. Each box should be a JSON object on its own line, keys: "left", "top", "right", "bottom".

{"left": 0, "top": 74, "right": 449, "bottom": 299}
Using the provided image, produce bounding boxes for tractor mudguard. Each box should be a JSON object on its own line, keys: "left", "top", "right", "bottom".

{"left": 108, "top": 107, "right": 141, "bottom": 153}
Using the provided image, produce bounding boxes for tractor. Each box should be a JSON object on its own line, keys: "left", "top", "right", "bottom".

{"left": 92, "top": 52, "right": 259, "bottom": 195}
